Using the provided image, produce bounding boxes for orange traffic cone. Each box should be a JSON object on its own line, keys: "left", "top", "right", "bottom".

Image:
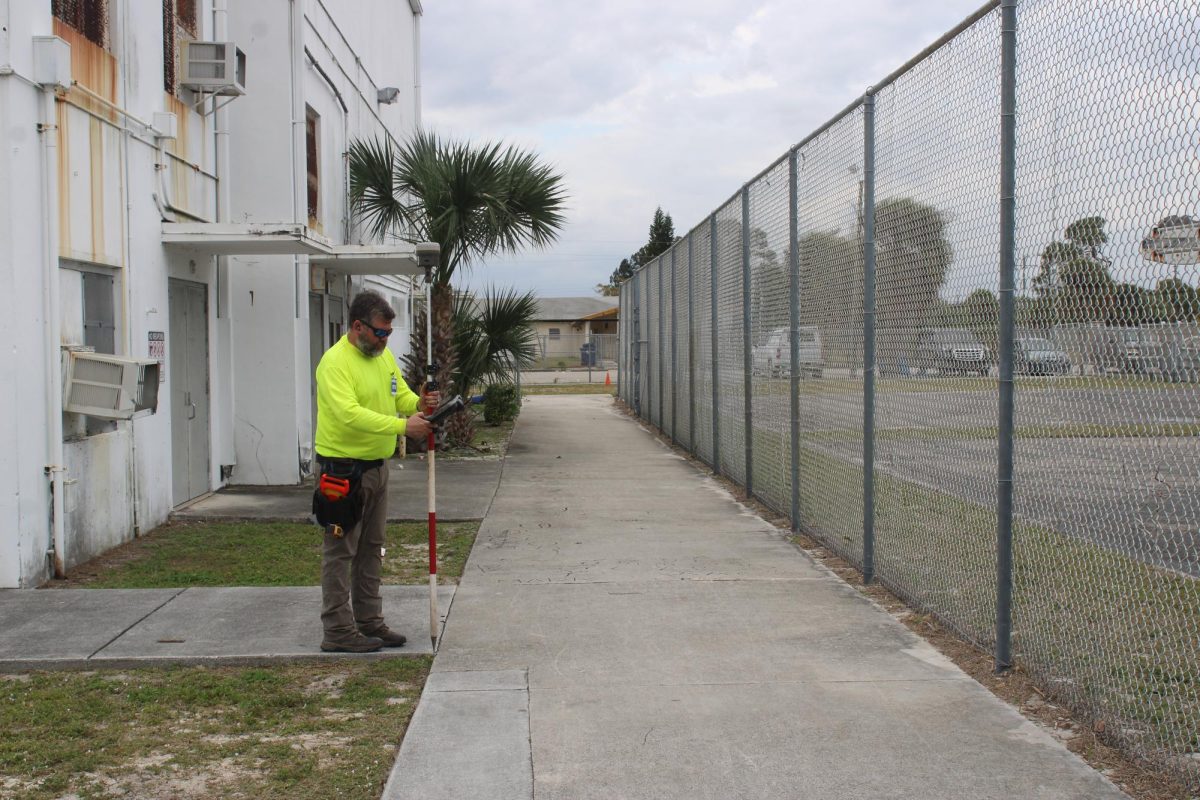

{"left": 604, "top": 371, "right": 612, "bottom": 386}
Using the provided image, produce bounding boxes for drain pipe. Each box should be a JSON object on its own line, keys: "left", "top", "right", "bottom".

{"left": 290, "top": 0, "right": 306, "bottom": 317}
{"left": 38, "top": 80, "right": 67, "bottom": 577}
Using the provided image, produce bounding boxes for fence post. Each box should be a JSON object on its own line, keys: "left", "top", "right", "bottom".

{"left": 633, "top": 269, "right": 641, "bottom": 416}
{"left": 862, "top": 91, "right": 877, "bottom": 585}
{"left": 742, "top": 186, "right": 754, "bottom": 499}
{"left": 688, "top": 233, "right": 696, "bottom": 454}
{"left": 658, "top": 257, "right": 665, "bottom": 431}
{"left": 618, "top": 283, "right": 624, "bottom": 402}
{"left": 996, "top": 0, "right": 1017, "bottom": 673}
{"left": 711, "top": 214, "right": 721, "bottom": 475}
{"left": 670, "top": 247, "right": 678, "bottom": 445}
{"left": 789, "top": 147, "right": 801, "bottom": 531}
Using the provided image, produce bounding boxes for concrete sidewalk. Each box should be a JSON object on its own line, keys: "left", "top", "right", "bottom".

{"left": 173, "top": 457, "right": 503, "bottom": 522}
{"left": 383, "top": 395, "right": 1128, "bottom": 800}
{"left": 0, "top": 585, "right": 455, "bottom": 670}
{"left": 0, "top": 455, "right": 494, "bottom": 670}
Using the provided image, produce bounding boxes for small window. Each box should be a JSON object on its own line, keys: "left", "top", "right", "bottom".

{"left": 53, "top": 0, "right": 108, "bottom": 48}
{"left": 548, "top": 327, "right": 561, "bottom": 340}
{"left": 80, "top": 271, "right": 118, "bottom": 435}
{"left": 82, "top": 272, "right": 116, "bottom": 355}
{"left": 391, "top": 296, "right": 409, "bottom": 330}
{"left": 328, "top": 301, "right": 344, "bottom": 345}
{"left": 306, "top": 107, "right": 320, "bottom": 227}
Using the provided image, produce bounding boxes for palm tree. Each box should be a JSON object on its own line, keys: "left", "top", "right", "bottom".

{"left": 449, "top": 288, "right": 540, "bottom": 399}
{"left": 348, "top": 132, "right": 567, "bottom": 435}
{"left": 399, "top": 288, "right": 538, "bottom": 445}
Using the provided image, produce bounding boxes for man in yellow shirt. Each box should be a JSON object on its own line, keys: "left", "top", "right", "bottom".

{"left": 314, "top": 291, "right": 435, "bottom": 653}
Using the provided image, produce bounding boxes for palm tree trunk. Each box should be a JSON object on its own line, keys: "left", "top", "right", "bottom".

{"left": 431, "top": 281, "right": 474, "bottom": 446}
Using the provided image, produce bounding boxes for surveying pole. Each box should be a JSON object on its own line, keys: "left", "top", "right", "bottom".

{"left": 416, "top": 242, "right": 442, "bottom": 650}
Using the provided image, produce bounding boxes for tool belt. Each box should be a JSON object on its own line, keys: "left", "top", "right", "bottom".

{"left": 311, "top": 456, "right": 382, "bottom": 533}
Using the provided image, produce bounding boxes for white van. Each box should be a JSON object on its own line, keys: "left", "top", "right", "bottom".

{"left": 752, "top": 326, "right": 823, "bottom": 378}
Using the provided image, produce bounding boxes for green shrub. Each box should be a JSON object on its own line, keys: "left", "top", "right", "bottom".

{"left": 484, "top": 383, "right": 520, "bottom": 424}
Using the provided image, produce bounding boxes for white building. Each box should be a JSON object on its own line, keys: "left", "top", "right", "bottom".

{"left": 0, "top": 0, "right": 427, "bottom": 588}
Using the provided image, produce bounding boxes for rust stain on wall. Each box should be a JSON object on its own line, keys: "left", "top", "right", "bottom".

{"left": 53, "top": 19, "right": 117, "bottom": 122}
{"left": 165, "top": 94, "right": 190, "bottom": 156}
{"left": 89, "top": 117, "right": 105, "bottom": 261}
{"left": 56, "top": 99, "right": 71, "bottom": 255}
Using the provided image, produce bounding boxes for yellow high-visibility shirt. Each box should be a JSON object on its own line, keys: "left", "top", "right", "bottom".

{"left": 314, "top": 335, "right": 421, "bottom": 460}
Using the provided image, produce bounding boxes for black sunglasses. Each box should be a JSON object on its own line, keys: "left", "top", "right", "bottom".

{"left": 357, "top": 319, "right": 393, "bottom": 338}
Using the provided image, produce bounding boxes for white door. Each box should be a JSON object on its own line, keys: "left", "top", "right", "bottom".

{"left": 169, "top": 279, "right": 211, "bottom": 506}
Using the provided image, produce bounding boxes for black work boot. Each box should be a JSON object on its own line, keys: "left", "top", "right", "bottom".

{"left": 359, "top": 627, "right": 407, "bottom": 647}
{"left": 320, "top": 634, "right": 384, "bottom": 653}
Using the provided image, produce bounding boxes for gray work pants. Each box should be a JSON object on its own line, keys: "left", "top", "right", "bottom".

{"left": 321, "top": 462, "right": 388, "bottom": 641}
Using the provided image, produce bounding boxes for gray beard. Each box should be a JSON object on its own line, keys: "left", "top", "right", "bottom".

{"left": 355, "top": 338, "right": 385, "bottom": 357}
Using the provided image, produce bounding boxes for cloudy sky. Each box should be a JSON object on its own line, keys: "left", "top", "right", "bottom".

{"left": 419, "top": 0, "right": 992, "bottom": 299}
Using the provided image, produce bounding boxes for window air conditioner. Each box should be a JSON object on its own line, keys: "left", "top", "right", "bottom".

{"left": 180, "top": 41, "right": 246, "bottom": 96}
{"left": 63, "top": 351, "right": 161, "bottom": 420}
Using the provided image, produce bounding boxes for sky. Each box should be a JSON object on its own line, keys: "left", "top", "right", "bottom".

{"left": 420, "top": 0, "right": 993, "bottom": 299}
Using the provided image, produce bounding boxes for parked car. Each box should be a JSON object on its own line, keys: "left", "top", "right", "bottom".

{"left": 1177, "top": 337, "right": 1200, "bottom": 382}
{"left": 751, "top": 326, "right": 823, "bottom": 378}
{"left": 1014, "top": 337, "right": 1070, "bottom": 376}
{"left": 1098, "top": 328, "right": 1148, "bottom": 374}
{"left": 914, "top": 328, "right": 990, "bottom": 376}
{"left": 1158, "top": 335, "right": 1200, "bottom": 383}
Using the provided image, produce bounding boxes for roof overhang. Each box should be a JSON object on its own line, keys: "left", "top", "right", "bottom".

{"left": 310, "top": 245, "right": 421, "bottom": 276}
{"left": 577, "top": 306, "right": 619, "bottom": 323}
{"left": 162, "top": 222, "right": 333, "bottom": 255}
{"left": 163, "top": 223, "right": 424, "bottom": 276}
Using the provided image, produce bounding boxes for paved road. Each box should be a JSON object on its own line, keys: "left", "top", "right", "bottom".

{"left": 723, "top": 383, "right": 1200, "bottom": 577}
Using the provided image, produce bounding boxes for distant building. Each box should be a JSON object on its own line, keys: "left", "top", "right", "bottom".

{"left": 531, "top": 297, "right": 619, "bottom": 368}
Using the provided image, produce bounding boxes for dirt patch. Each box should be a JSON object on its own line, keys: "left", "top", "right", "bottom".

{"left": 618, "top": 396, "right": 1196, "bottom": 800}
{"left": 74, "top": 757, "right": 264, "bottom": 800}
{"left": 303, "top": 671, "right": 350, "bottom": 699}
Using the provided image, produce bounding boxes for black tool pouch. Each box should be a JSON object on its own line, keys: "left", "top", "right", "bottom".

{"left": 312, "top": 459, "right": 365, "bottom": 532}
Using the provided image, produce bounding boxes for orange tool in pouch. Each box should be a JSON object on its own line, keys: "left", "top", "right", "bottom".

{"left": 318, "top": 473, "right": 352, "bottom": 502}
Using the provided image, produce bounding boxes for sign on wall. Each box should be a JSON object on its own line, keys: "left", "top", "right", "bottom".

{"left": 148, "top": 331, "right": 166, "bottom": 382}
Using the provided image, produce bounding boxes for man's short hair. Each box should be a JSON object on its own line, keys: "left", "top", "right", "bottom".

{"left": 349, "top": 291, "right": 396, "bottom": 325}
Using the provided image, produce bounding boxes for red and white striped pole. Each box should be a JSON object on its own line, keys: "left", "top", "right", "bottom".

{"left": 424, "top": 265, "right": 439, "bottom": 652}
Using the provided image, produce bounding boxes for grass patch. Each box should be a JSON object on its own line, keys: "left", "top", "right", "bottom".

{"left": 53, "top": 520, "right": 479, "bottom": 589}
{"left": 523, "top": 384, "right": 616, "bottom": 395}
{"left": 468, "top": 417, "right": 515, "bottom": 453}
{"left": 0, "top": 658, "right": 431, "bottom": 800}
{"left": 442, "top": 414, "right": 515, "bottom": 459}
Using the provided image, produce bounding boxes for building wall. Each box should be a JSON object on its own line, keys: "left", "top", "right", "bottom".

{"left": 0, "top": 0, "right": 56, "bottom": 586}
{"left": 225, "top": 0, "right": 420, "bottom": 485}
{"left": 0, "top": 0, "right": 419, "bottom": 586}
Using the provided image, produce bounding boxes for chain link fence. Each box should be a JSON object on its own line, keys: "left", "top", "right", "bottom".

{"left": 619, "top": 0, "right": 1200, "bottom": 789}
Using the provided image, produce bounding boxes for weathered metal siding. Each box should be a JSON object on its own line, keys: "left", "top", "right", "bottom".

{"left": 53, "top": 20, "right": 124, "bottom": 267}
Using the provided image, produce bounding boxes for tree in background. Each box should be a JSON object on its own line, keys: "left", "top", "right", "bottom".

{"left": 749, "top": 227, "right": 789, "bottom": 334}
{"left": 349, "top": 132, "right": 566, "bottom": 444}
{"left": 1103, "top": 283, "right": 1154, "bottom": 327}
{"left": 1152, "top": 277, "right": 1199, "bottom": 323}
{"left": 1031, "top": 216, "right": 1116, "bottom": 323}
{"left": 596, "top": 207, "right": 678, "bottom": 295}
